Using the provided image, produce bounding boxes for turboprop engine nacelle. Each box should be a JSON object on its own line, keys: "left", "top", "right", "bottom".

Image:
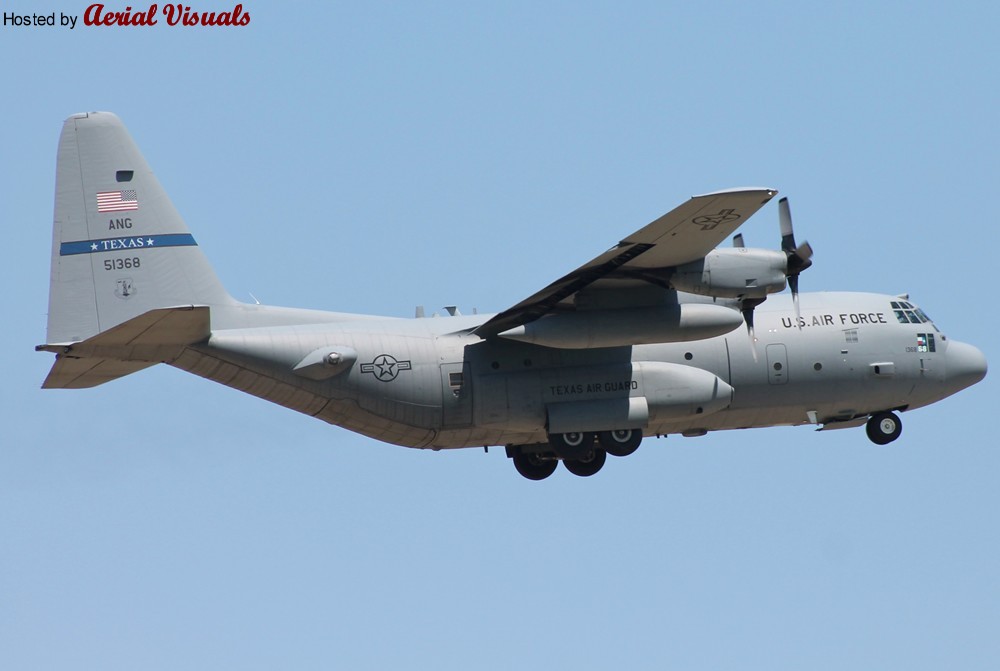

{"left": 671, "top": 248, "right": 788, "bottom": 299}
{"left": 497, "top": 303, "right": 743, "bottom": 349}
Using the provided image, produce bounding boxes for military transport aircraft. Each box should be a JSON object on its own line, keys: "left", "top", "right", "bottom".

{"left": 38, "top": 112, "right": 987, "bottom": 480}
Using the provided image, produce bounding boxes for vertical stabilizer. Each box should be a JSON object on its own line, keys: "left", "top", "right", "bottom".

{"left": 46, "top": 111, "right": 235, "bottom": 345}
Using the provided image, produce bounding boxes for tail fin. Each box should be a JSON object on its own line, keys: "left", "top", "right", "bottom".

{"left": 45, "top": 111, "right": 234, "bottom": 346}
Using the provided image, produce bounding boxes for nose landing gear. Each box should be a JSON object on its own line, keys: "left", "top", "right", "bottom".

{"left": 866, "top": 411, "right": 902, "bottom": 445}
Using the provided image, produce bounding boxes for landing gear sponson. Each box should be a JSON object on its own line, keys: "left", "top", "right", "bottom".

{"left": 507, "top": 429, "right": 644, "bottom": 480}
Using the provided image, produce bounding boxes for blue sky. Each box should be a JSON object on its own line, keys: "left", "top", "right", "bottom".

{"left": 2, "top": 2, "right": 997, "bottom": 669}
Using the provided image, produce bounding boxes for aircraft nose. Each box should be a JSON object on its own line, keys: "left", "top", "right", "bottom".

{"left": 946, "top": 340, "right": 988, "bottom": 392}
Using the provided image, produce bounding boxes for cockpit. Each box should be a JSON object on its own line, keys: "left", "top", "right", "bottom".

{"left": 890, "top": 299, "right": 934, "bottom": 326}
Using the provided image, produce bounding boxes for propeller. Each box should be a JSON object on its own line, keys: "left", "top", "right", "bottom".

{"left": 778, "top": 197, "right": 813, "bottom": 327}
{"left": 732, "top": 196, "right": 815, "bottom": 356}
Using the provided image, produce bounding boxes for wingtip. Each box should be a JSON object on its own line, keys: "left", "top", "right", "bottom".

{"left": 693, "top": 186, "right": 778, "bottom": 200}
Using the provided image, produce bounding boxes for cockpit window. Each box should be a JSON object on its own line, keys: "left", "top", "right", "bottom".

{"left": 890, "top": 300, "right": 930, "bottom": 325}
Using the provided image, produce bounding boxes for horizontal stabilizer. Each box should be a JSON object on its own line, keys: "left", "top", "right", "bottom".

{"left": 37, "top": 306, "right": 210, "bottom": 388}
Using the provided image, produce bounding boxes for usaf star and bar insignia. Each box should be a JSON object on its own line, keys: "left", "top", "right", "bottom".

{"left": 360, "top": 354, "right": 412, "bottom": 382}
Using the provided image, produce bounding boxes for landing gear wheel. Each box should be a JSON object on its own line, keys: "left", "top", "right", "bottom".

{"left": 598, "top": 429, "right": 642, "bottom": 457}
{"left": 548, "top": 431, "right": 596, "bottom": 460}
{"left": 512, "top": 450, "right": 558, "bottom": 480}
{"left": 866, "top": 411, "right": 902, "bottom": 445}
{"left": 563, "top": 448, "right": 607, "bottom": 477}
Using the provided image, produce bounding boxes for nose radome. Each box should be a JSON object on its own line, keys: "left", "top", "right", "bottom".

{"left": 946, "top": 340, "right": 988, "bottom": 392}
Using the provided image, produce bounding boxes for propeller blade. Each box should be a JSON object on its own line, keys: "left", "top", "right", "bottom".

{"left": 741, "top": 298, "right": 764, "bottom": 361}
{"left": 789, "top": 274, "right": 802, "bottom": 328}
{"left": 742, "top": 305, "right": 754, "bottom": 336}
{"left": 733, "top": 233, "right": 745, "bottom": 248}
{"left": 779, "top": 197, "right": 795, "bottom": 252}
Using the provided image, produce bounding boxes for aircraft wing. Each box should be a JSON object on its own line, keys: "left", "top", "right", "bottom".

{"left": 474, "top": 187, "right": 777, "bottom": 338}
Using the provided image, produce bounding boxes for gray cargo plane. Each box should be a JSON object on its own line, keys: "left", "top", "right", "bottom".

{"left": 38, "top": 112, "right": 987, "bottom": 479}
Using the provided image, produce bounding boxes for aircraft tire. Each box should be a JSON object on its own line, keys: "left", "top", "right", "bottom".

{"left": 866, "top": 411, "right": 902, "bottom": 445}
{"left": 563, "top": 448, "right": 607, "bottom": 477}
{"left": 512, "top": 450, "right": 558, "bottom": 480}
{"left": 598, "top": 429, "right": 642, "bottom": 457}
{"left": 548, "top": 431, "right": 596, "bottom": 460}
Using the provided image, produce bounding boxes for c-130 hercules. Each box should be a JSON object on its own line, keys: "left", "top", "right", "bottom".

{"left": 38, "top": 112, "right": 987, "bottom": 480}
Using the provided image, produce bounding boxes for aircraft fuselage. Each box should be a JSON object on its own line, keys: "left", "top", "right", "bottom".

{"left": 177, "top": 291, "right": 984, "bottom": 451}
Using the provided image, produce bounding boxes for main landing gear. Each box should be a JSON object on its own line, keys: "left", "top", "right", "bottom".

{"left": 507, "top": 429, "right": 644, "bottom": 480}
{"left": 865, "top": 411, "right": 902, "bottom": 445}
{"left": 511, "top": 450, "right": 558, "bottom": 480}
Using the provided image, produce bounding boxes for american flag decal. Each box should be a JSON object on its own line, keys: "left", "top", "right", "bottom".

{"left": 97, "top": 190, "right": 139, "bottom": 212}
